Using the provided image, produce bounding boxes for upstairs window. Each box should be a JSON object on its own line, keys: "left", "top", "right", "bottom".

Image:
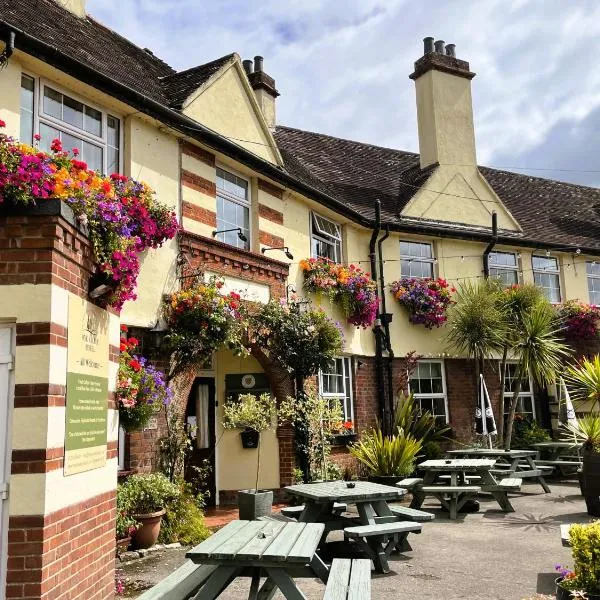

{"left": 489, "top": 251, "right": 519, "bottom": 286}
{"left": 19, "top": 76, "right": 121, "bottom": 175}
{"left": 533, "top": 255, "right": 561, "bottom": 303}
{"left": 319, "top": 357, "right": 354, "bottom": 424}
{"left": 408, "top": 360, "right": 448, "bottom": 424}
{"left": 587, "top": 261, "right": 600, "bottom": 305}
{"left": 400, "top": 241, "right": 435, "bottom": 278}
{"left": 311, "top": 213, "right": 342, "bottom": 262}
{"left": 215, "top": 167, "right": 250, "bottom": 250}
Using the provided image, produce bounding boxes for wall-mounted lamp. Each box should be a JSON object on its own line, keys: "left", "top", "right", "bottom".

{"left": 262, "top": 246, "right": 294, "bottom": 260}
{"left": 212, "top": 227, "right": 248, "bottom": 243}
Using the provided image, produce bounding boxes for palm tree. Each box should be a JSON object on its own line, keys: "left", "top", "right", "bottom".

{"left": 504, "top": 300, "right": 570, "bottom": 449}
{"left": 565, "top": 355, "right": 600, "bottom": 410}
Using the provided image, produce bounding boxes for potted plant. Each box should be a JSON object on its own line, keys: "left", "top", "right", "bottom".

{"left": 349, "top": 428, "right": 422, "bottom": 485}
{"left": 564, "top": 415, "right": 600, "bottom": 515}
{"left": 118, "top": 473, "right": 180, "bottom": 549}
{"left": 115, "top": 485, "right": 137, "bottom": 555}
{"left": 222, "top": 393, "right": 277, "bottom": 520}
{"left": 555, "top": 521, "right": 600, "bottom": 599}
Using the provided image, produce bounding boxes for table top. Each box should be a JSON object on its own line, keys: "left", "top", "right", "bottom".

{"left": 187, "top": 520, "right": 325, "bottom": 565}
{"left": 532, "top": 441, "right": 582, "bottom": 449}
{"left": 285, "top": 480, "right": 406, "bottom": 503}
{"left": 447, "top": 448, "right": 538, "bottom": 458}
{"left": 420, "top": 458, "right": 496, "bottom": 471}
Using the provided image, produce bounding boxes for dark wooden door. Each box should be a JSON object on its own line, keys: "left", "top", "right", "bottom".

{"left": 185, "top": 378, "right": 216, "bottom": 506}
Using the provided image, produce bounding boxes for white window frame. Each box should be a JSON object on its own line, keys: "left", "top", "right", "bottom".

{"left": 117, "top": 425, "right": 126, "bottom": 471}
{"left": 532, "top": 255, "right": 562, "bottom": 303}
{"left": 21, "top": 74, "right": 123, "bottom": 175}
{"left": 311, "top": 212, "right": 342, "bottom": 263}
{"left": 502, "top": 362, "right": 536, "bottom": 419}
{"left": 408, "top": 360, "right": 449, "bottom": 424}
{"left": 489, "top": 250, "right": 519, "bottom": 286}
{"left": 215, "top": 165, "right": 251, "bottom": 250}
{"left": 400, "top": 241, "right": 435, "bottom": 279}
{"left": 20, "top": 73, "right": 36, "bottom": 145}
{"left": 587, "top": 261, "right": 600, "bottom": 306}
{"left": 318, "top": 356, "right": 354, "bottom": 424}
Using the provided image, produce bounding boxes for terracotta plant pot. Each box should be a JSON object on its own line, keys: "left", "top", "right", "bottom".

{"left": 116, "top": 536, "right": 131, "bottom": 555}
{"left": 132, "top": 509, "right": 166, "bottom": 549}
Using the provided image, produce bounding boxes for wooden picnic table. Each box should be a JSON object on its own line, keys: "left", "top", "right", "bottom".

{"left": 412, "top": 459, "right": 519, "bottom": 518}
{"left": 446, "top": 448, "right": 551, "bottom": 493}
{"left": 531, "top": 441, "right": 583, "bottom": 476}
{"left": 186, "top": 519, "right": 327, "bottom": 600}
{"left": 285, "top": 480, "right": 413, "bottom": 573}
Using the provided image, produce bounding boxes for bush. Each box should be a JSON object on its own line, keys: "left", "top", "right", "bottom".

{"left": 119, "top": 473, "right": 180, "bottom": 515}
{"left": 510, "top": 416, "right": 550, "bottom": 449}
{"left": 421, "top": 440, "right": 443, "bottom": 460}
{"left": 116, "top": 485, "right": 138, "bottom": 539}
{"left": 159, "top": 481, "right": 211, "bottom": 546}
{"left": 557, "top": 521, "right": 600, "bottom": 595}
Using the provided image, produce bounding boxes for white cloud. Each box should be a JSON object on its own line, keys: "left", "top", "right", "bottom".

{"left": 87, "top": 0, "right": 600, "bottom": 184}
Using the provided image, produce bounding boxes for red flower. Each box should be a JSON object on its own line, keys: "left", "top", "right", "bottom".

{"left": 33, "top": 133, "right": 41, "bottom": 141}
{"left": 120, "top": 324, "right": 128, "bottom": 332}
{"left": 50, "top": 138, "right": 62, "bottom": 153}
{"left": 128, "top": 359, "right": 141, "bottom": 372}
{"left": 127, "top": 337, "right": 138, "bottom": 347}
{"left": 72, "top": 148, "right": 79, "bottom": 157}
{"left": 120, "top": 342, "right": 127, "bottom": 352}
{"left": 343, "top": 421, "right": 354, "bottom": 430}
{"left": 0, "top": 119, "right": 5, "bottom": 128}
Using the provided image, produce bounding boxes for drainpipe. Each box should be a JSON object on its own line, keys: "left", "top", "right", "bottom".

{"left": 0, "top": 29, "right": 15, "bottom": 67}
{"left": 483, "top": 211, "right": 498, "bottom": 278}
{"left": 377, "top": 225, "right": 395, "bottom": 435}
{"left": 369, "top": 201, "right": 386, "bottom": 429}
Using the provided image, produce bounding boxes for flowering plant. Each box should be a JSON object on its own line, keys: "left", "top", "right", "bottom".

{"left": 117, "top": 325, "right": 172, "bottom": 431}
{"left": 162, "top": 277, "right": 247, "bottom": 378}
{"left": 390, "top": 277, "right": 454, "bottom": 328}
{"left": 299, "top": 257, "right": 378, "bottom": 328}
{"left": 556, "top": 300, "right": 600, "bottom": 339}
{"left": 333, "top": 420, "right": 355, "bottom": 435}
{"left": 0, "top": 122, "right": 178, "bottom": 309}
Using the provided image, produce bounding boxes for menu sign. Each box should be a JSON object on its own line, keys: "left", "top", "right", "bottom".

{"left": 64, "top": 296, "right": 109, "bottom": 476}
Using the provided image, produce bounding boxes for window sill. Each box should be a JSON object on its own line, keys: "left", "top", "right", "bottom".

{"left": 331, "top": 433, "right": 357, "bottom": 447}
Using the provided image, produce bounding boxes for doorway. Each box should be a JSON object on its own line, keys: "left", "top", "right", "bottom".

{"left": 0, "top": 325, "right": 15, "bottom": 595}
{"left": 185, "top": 378, "right": 216, "bottom": 506}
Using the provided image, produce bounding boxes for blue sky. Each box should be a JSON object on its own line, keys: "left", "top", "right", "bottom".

{"left": 87, "top": 0, "right": 600, "bottom": 187}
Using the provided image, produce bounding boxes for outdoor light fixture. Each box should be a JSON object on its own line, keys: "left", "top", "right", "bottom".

{"left": 212, "top": 227, "right": 248, "bottom": 243}
{"left": 262, "top": 246, "right": 294, "bottom": 260}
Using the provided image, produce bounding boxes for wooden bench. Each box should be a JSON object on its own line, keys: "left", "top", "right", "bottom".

{"left": 536, "top": 460, "right": 582, "bottom": 475}
{"left": 396, "top": 477, "right": 423, "bottom": 491}
{"left": 344, "top": 521, "right": 422, "bottom": 573}
{"left": 411, "top": 485, "right": 481, "bottom": 520}
{"left": 388, "top": 505, "right": 435, "bottom": 522}
{"left": 137, "top": 560, "right": 218, "bottom": 599}
{"left": 324, "top": 558, "right": 371, "bottom": 600}
{"left": 281, "top": 502, "right": 347, "bottom": 519}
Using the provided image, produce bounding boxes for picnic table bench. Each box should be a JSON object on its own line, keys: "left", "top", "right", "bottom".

{"left": 324, "top": 558, "right": 371, "bottom": 600}
{"left": 532, "top": 441, "right": 583, "bottom": 476}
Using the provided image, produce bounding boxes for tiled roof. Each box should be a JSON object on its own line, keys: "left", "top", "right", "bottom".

{"left": 275, "top": 126, "right": 600, "bottom": 251}
{"left": 161, "top": 54, "right": 235, "bottom": 109}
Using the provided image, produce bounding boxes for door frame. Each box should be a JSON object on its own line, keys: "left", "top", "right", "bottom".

{"left": 0, "top": 324, "right": 15, "bottom": 596}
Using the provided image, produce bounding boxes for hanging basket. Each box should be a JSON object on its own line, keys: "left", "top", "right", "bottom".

{"left": 240, "top": 429, "right": 260, "bottom": 449}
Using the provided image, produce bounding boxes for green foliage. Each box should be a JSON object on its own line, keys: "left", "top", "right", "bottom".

{"left": 394, "top": 391, "right": 450, "bottom": 446}
{"left": 250, "top": 301, "right": 343, "bottom": 381}
{"left": 349, "top": 429, "right": 422, "bottom": 477}
{"left": 564, "top": 415, "right": 600, "bottom": 454}
{"left": 158, "top": 402, "right": 192, "bottom": 483}
{"left": 222, "top": 393, "right": 277, "bottom": 433}
{"left": 565, "top": 355, "right": 600, "bottom": 410}
{"left": 116, "top": 485, "right": 138, "bottom": 539}
{"left": 510, "top": 416, "right": 551, "bottom": 449}
{"left": 421, "top": 440, "right": 444, "bottom": 460}
{"left": 158, "top": 480, "right": 211, "bottom": 546}
{"left": 118, "top": 473, "right": 180, "bottom": 515}
{"left": 561, "top": 521, "right": 600, "bottom": 594}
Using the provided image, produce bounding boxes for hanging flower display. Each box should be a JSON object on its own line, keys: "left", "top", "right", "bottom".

{"left": 162, "top": 277, "right": 247, "bottom": 377}
{"left": 0, "top": 123, "right": 179, "bottom": 309}
{"left": 299, "top": 257, "right": 378, "bottom": 328}
{"left": 390, "top": 277, "right": 454, "bottom": 329}
{"left": 555, "top": 300, "right": 600, "bottom": 339}
{"left": 117, "top": 326, "right": 172, "bottom": 432}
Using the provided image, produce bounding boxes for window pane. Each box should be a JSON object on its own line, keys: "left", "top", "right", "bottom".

{"left": 63, "top": 94, "right": 84, "bottom": 130}
{"left": 490, "top": 251, "right": 517, "bottom": 267}
{"left": 62, "top": 131, "right": 83, "bottom": 155}
{"left": 107, "top": 115, "right": 120, "bottom": 147}
{"left": 216, "top": 196, "right": 249, "bottom": 249}
{"left": 107, "top": 146, "right": 119, "bottom": 176}
{"left": 84, "top": 105, "right": 102, "bottom": 136}
{"left": 20, "top": 75, "right": 35, "bottom": 111}
{"left": 532, "top": 256, "right": 558, "bottom": 271}
{"left": 587, "top": 261, "right": 600, "bottom": 277}
{"left": 313, "top": 214, "right": 341, "bottom": 240}
{"left": 82, "top": 141, "right": 103, "bottom": 172}
{"left": 43, "top": 87, "right": 62, "bottom": 120}
{"left": 39, "top": 122, "right": 60, "bottom": 153}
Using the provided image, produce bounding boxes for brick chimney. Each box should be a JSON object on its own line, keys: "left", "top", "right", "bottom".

{"left": 54, "top": 0, "right": 86, "bottom": 17}
{"left": 243, "top": 56, "right": 280, "bottom": 129}
{"left": 410, "top": 37, "right": 477, "bottom": 170}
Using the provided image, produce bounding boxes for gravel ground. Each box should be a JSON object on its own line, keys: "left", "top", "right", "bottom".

{"left": 119, "top": 480, "right": 586, "bottom": 599}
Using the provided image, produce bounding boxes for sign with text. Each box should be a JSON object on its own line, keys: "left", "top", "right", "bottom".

{"left": 64, "top": 296, "right": 109, "bottom": 476}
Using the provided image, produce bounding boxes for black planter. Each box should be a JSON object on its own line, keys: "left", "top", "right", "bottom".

{"left": 368, "top": 475, "right": 403, "bottom": 486}
{"left": 556, "top": 577, "right": 600, "bottom": 600}
{"left": 240, "top": 429, "right": 259, "bottom": 449}
{"left": 581, "top": 453, "right": 600, "bottom": 516}
{"left": 88, "top": 269, "right": 117, "bottom": 300}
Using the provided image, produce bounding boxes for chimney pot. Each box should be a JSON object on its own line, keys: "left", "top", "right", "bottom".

{"left": 423, "top": 37, "right": 435, "bottom": 54}
{"left": 434, "top": 40, "right": 445, "bottom": 54}
{"left": 243, "top": 59, "right": 253, "bottom": 75}
{"left": 254, "top": 56, "right": 264, "bottom": 73}
{"left": 446, "top": 43, "right": 456, "bottom": 58}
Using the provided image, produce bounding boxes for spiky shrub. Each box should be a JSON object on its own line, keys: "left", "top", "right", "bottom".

{"left": 564, "top": 415, "right": 600, "bottom": 454}
{"left": 349, "top": 429, "right": 422, "bottom": 477}
{"left": 565, "top": 355, "right": 600, "bottom": 410}
{"left": 394, "top": 391, "right": 451, "bottom": 446}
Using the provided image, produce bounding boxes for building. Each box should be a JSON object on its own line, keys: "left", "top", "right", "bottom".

{"left": 2, "top": 2, "right": 600, "bottom": 595}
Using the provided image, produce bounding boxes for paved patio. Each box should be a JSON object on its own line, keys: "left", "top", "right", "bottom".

{"left": 120, "top": 480, "right": 587, "bottom": 599}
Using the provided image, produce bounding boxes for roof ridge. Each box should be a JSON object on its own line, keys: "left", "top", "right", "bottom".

{"left": 159, "top": 53, "right": 236, "bottom": 81}
{"left": 276, "top": 124, "right": 419, "bottom": 157}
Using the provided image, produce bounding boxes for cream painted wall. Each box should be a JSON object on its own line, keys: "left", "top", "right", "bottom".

{"left": 0, "top": 57, "right": 21, "bottom": 139}
{"left": 182, "top": 64, "right": 279, "bottom": 165}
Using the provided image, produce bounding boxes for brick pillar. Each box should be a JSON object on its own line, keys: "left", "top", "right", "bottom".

{"left": 0, "top": 200, "right": 118, "bottom": 600}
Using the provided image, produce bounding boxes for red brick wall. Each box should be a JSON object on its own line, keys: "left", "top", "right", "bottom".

{"left": 6, "top": 491, "right": 116, "bottom": 600}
